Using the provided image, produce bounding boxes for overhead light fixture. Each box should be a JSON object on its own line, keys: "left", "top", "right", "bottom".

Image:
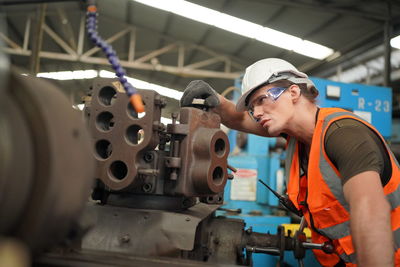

{"left": 37, "top": 70, "right": 98, "bottom": 80}
{"left": 35, "top": 70, "right": 181, "bottom": 125}
{"left": 98, "top": 70, "right": 183, "bottom": 100}
{"left": 391, "top": 35, "right": 400, "bottom": 49}
{"left": 133, "top": 0, "right": 334, "bottom": 60}
{"left": 73, "top": 102, "right": 173, "bottom": 125}
{"left": 36, "top": 70, "right": 183, "bottom": 100}
{"left": 35, "top": 70, "right": 183, "bottom": 124}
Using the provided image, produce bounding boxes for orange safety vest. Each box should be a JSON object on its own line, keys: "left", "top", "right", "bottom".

{"left": 285, "top": 107, "right": 400, "bottom": 266}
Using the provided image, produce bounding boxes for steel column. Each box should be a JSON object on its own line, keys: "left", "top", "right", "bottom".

{"left": 384, "top": 1, "right": 392, "bottom": 87}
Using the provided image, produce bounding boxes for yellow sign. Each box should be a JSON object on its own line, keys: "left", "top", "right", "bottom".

{"left": 281, "top": 223, "right": 312, "bottom": 238}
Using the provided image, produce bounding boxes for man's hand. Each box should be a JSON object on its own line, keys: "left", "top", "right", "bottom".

{"left": 180, "top": 80, "right": 220, "bottom": 108}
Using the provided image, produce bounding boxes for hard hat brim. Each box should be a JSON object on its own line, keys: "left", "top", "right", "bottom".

{"left": 236, "top": 87, "right": 257, "bottom": 112}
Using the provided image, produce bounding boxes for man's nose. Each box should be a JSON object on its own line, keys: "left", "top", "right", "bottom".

{"left": 252, "top": 105, "right": 263, "bottom": 121}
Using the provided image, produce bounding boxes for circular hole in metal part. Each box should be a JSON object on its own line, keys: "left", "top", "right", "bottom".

{"left": 142, "top": 183, "right": 152, "bottom": 193}
{"left": 143, "top": 152, "right": 154, "bottom": 162}
{"left": 207, "top": 196, "right": 214, "bottom": 202}
{"left": 212, "top": 166, "right": 224, "bottom": 185}
{"left": 127, "top": 102, "right": 146, "bottom": 119}
{"left": 126, "top": 125, "right": 145, "bottom": 145}
{"left": 109, "top": 160, "right": 128, "bottom": 180}
{"left": 95, "top": 139, "right": 112, "bottom": 159}
{"left": 98, "top": 86, "right": 117, "bottom": 106}
{"left": 96, "top": 111, "right": 115, "bottom": 132}
{"left": 214, "top": 138, "right": 226, "bottom": 157}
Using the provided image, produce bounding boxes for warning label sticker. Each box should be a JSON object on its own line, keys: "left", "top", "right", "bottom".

{"left": 230, "top": 169, "right": 257, "bottom": 201}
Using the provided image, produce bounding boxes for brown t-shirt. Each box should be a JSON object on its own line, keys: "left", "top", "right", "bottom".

{"left": 297, "top": 118, "right": 391, "bottom": 185}
{"left": 324, "top": 118, "right": 391, "bottom": 185}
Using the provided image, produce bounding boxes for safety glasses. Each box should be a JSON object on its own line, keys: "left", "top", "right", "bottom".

{"left": 247, "top": 87, "right": 287, "bottom": 122}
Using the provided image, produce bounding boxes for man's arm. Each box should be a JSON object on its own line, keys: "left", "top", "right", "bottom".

{"left": 214, "top": 95, "right": 271, "bottom": 137}
{"left": 343, "top": 170, "right": 394, "bottom": 266}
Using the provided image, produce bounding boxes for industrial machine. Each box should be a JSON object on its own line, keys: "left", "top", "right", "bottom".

{"left": 0, "top": 70, "right": 340, "bottom": 266}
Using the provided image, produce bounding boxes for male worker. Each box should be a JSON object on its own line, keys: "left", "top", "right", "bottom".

{"left": 180, "top": 58, "right": 400, "bottom": 267}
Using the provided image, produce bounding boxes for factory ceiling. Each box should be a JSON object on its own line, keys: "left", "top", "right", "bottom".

{"left": 2, "top": 0, "right": 400, "bottom": 118}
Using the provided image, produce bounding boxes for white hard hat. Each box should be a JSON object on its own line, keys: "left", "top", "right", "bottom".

{"left": 236, "top": 58, "right": 315, "bottom": 112}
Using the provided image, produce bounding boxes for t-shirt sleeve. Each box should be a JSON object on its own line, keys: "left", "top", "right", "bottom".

{"left": 324, "top": 121, "right": 384, "bottom": 185}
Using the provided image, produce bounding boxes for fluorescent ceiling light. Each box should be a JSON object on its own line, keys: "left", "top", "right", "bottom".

{"left": 37, "top": 70, "right": 98, "bottom": 80}
{"left": 391, "top": 35, "right": 400, "bottom": 49}
{"left": 36, "top": 70, "right": 183, "bottom": 124}
{"left": 73, "top": 102, "right": 173, "bottom": 125}
{"left": 36, "top": 70, "right": 183, "bottom": 100}
{"left": 134, "top": 0, "right": 334, "bottom": 59}
{"left": 99, "top": 70, "right": 183, "bottom": 100}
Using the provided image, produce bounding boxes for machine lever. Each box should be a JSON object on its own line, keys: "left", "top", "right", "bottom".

{"left": 217, "top": 207, "right": 242, "bottom": 214}
{"left": 258, "top": 179, "right": 302, "bottom": 217}
{"left": 227, "top": 164, "right": 237, "bottom": 173}
{"left": 246, "top": 246, "right": 280, "bottom": 255}
{"left": 302, "top": 242, "right": 334, "bottom": 254}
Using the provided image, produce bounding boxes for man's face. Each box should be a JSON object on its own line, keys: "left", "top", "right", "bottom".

{"left": 247, "top": 84, "right": 295, "bottom": 136}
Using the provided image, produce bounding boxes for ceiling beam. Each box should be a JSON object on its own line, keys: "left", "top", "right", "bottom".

{"left": 299, "top": 26, "right": 384, "bottom": 75}
{"left": 247, "top": 0, "right": 386, "bottom": 21}
{"left": 56, "top": 8, "right": 77, "bottom": 50}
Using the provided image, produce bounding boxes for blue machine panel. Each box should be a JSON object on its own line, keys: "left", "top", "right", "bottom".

{"left": 311, "top": 77, "right": 392, "bottom": 138}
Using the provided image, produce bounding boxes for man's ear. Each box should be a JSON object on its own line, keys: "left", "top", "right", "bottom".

{"left": 288, "top": 84, "right": 301, "bottom": 102}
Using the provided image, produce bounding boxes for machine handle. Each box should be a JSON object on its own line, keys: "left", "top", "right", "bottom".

{"left": 302, "top": 241, "right": 334, "bottom": 254}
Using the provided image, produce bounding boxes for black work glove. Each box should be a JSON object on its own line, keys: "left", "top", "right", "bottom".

{"left": 180, "top": 80, "right": 220, "bottom": 108}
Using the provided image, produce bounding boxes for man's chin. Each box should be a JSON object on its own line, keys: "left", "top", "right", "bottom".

{"left": 266, "top": 127, "right": 281, "bottom": 137}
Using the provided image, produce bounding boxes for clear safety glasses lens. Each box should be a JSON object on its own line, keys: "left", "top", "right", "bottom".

{"left": 268, "top": 87, "right": 287, "bottom": 101}
{"left": 247, "top": 87, "right": 287, "bottom": 122}
{"left": 247, "top": 110, "right": 259, "bottom": 122}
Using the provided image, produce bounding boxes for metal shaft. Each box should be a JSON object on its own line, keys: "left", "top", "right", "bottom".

{"left": 301, "top": 242, "right": 323, "bottom": 250}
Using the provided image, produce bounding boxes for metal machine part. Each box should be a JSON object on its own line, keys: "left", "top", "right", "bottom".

{"left": 81, "top": 203, "right": 221, "bottom": 257}
{"left": 85, "top": 79, "right": 229, "bottom": 210}
{"left": 80, "top": 203, "right": 327, "bottom": 266}
{"left": 167, "top": 107, "right": 229, "bottom": 196}
{"left": 0, "top": 17, "right": 9, "bottom": 96}
{"left": 0, "top": 70, "right": 95, "bottom": 253}
{"left": 85, "top": 79, "right": 163, "bottom": 191}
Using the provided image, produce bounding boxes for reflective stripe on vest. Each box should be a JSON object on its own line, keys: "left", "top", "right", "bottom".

{"left": 285, "top": 137, "right": 296, "bottom": 186}
{"left": 387, "top": 186, "right": 400, "bottom": 215}
{"left": 318, "top": 220, "right": 350, "bottom": 239}
{"left": 395, "top": 227, "right": 400, "bottom": 250}
{"left": 339, "top": 252, "right": 357, "bottom": 264}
